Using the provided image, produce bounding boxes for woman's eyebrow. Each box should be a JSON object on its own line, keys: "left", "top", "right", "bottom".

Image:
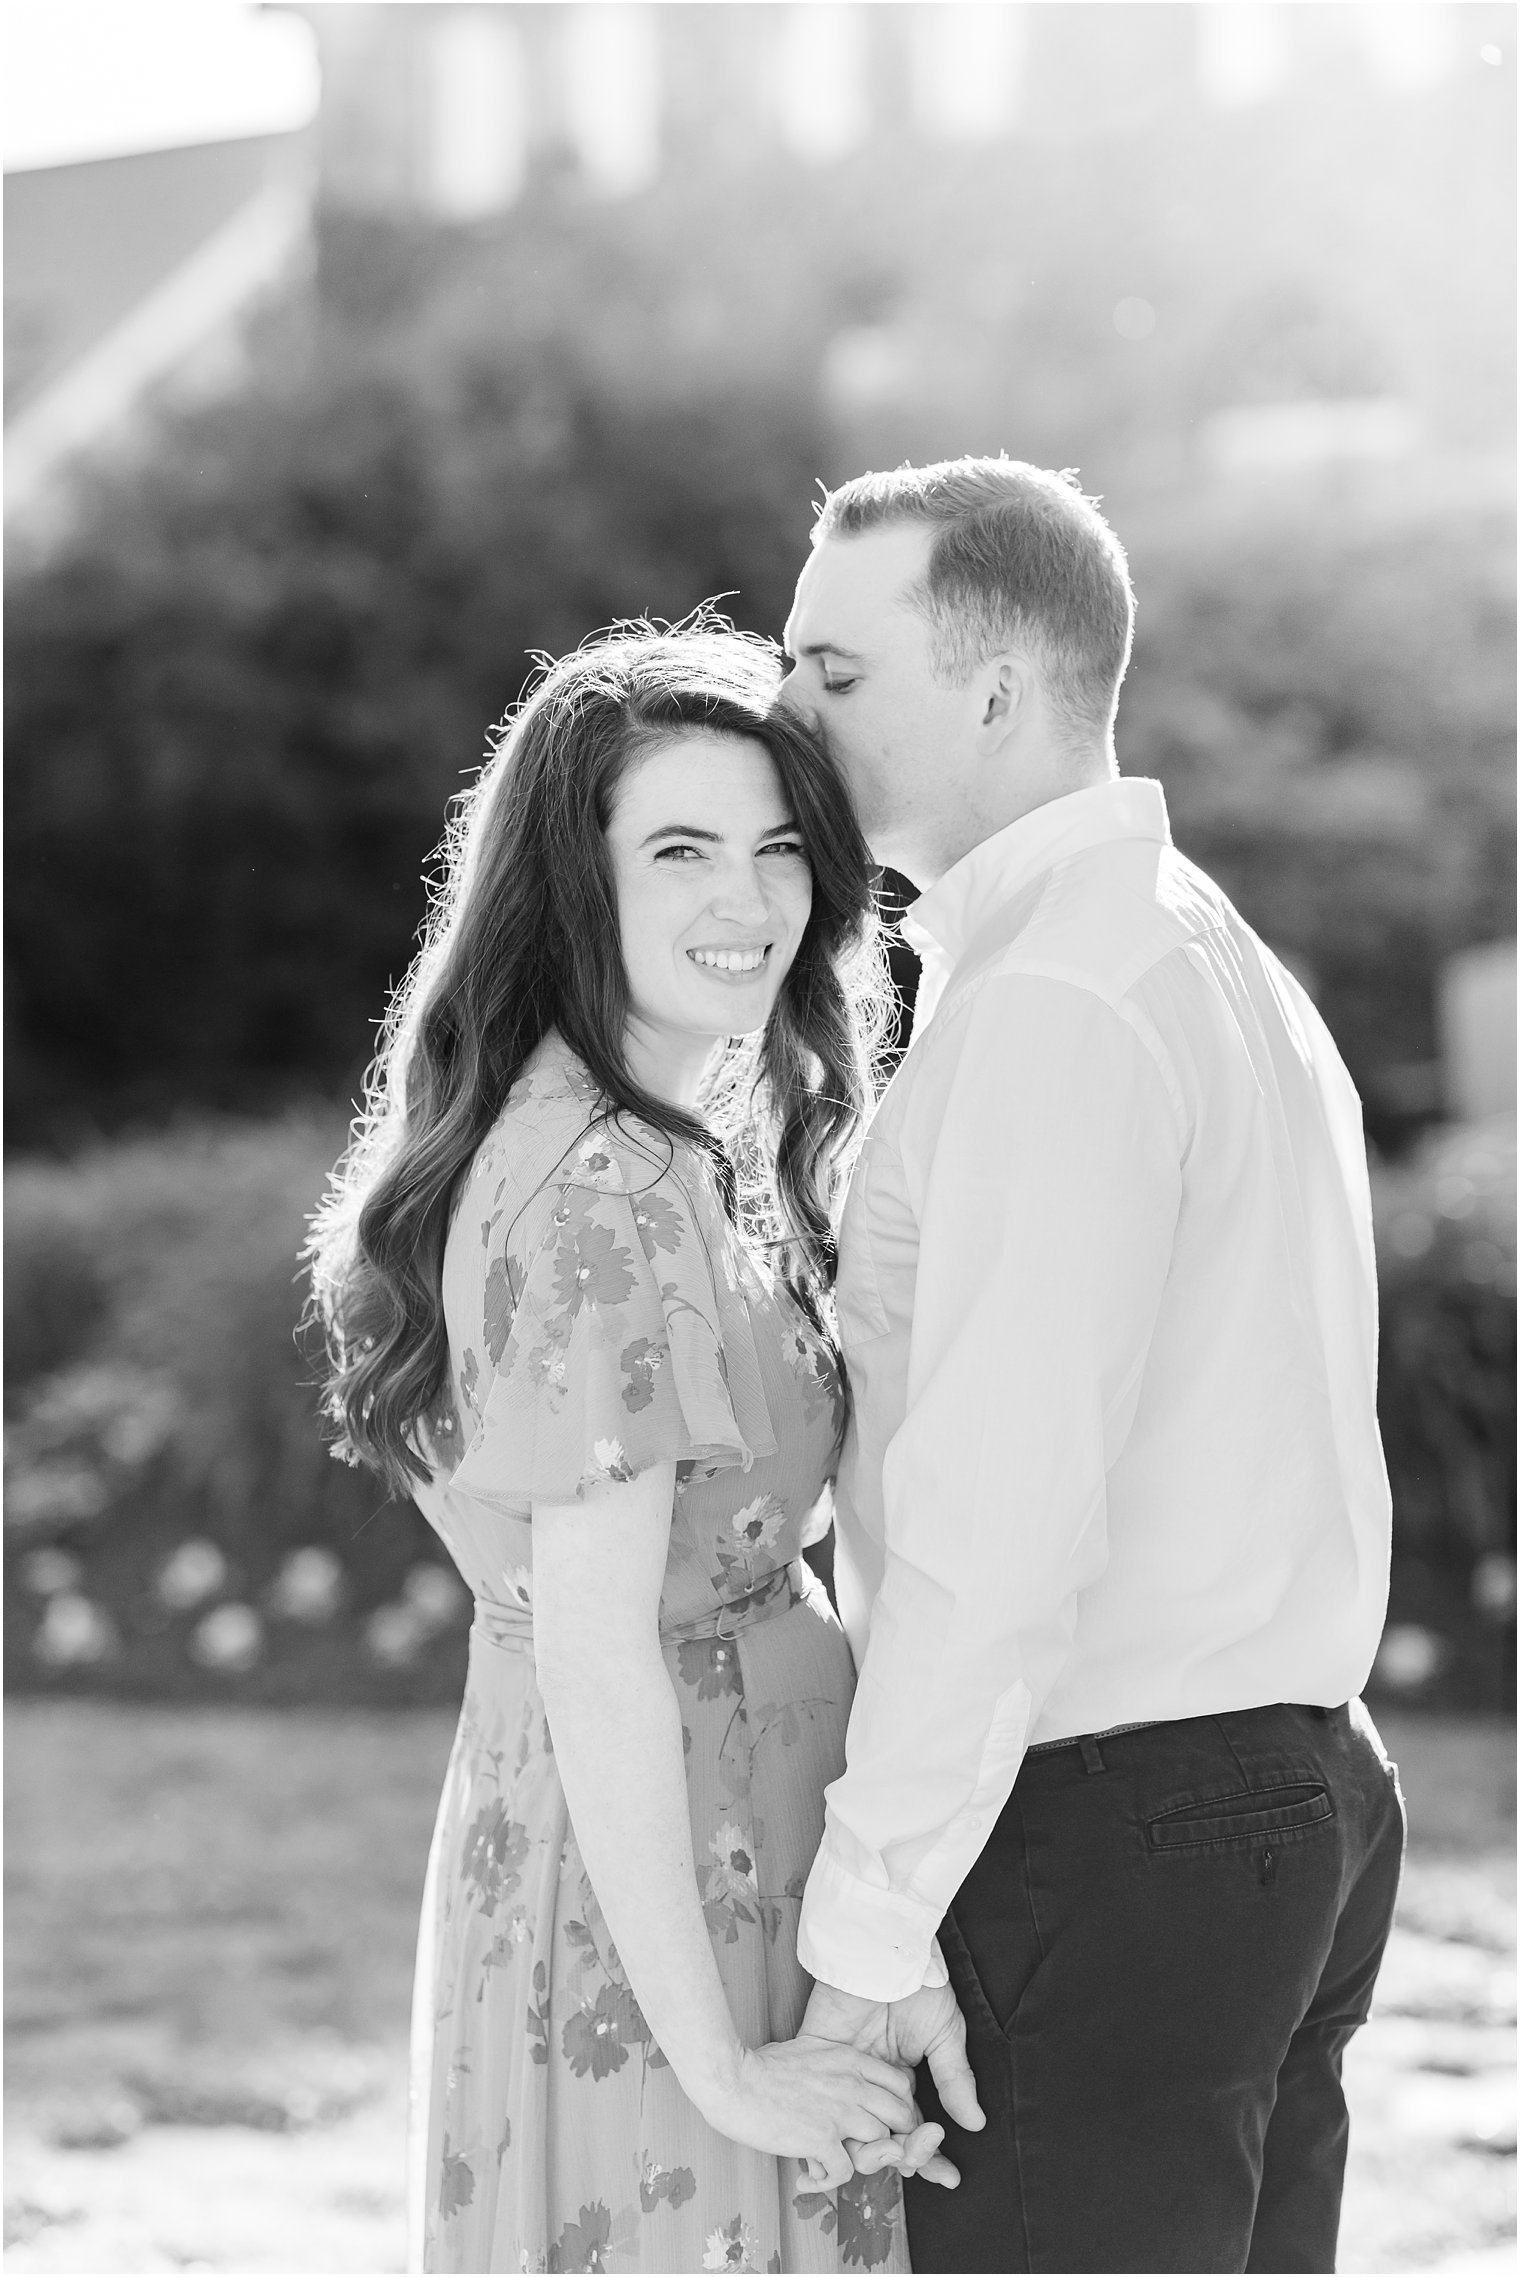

{"left": 637, "top": 819, "right": 800, "bottom": 848}
{"left": 639, "top": 824, "right": 724, "bottom": 847}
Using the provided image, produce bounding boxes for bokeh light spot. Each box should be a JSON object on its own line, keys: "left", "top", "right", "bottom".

{"left": 34, "top": 1593, "right": 118, "bottom": 1667}
{"left": 1113, "top": 297, "right": 1157, "bottom": 341}
{"left": 157, "top": 1538, "right": 228, "bottom": 1613}
{"left": 1374, "top": 1623, "right": 1447, "bottom": 1692}
{"left": 190, "top": 1602, "right": 263, "bottom": 1673}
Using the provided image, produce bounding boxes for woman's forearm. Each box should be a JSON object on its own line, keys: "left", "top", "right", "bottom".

{"left": 531, "top": 1471, "right": 920, "bottom": 2181}
{"left": 536, "top": 1632, "right": 743, "bottom": 2112}
{"left": 533, "top": 1466, "right": 744, "bottom": 2115}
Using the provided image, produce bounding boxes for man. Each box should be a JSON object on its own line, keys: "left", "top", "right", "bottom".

{"left": 779, "top": 458, "right": 1404, "bottom": 2274}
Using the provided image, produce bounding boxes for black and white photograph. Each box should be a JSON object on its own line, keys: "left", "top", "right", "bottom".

{"left": 4, "top": 3, "right": 1515, "bottom": 2272}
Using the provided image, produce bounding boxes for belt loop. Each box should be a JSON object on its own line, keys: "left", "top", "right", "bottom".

{"left": 1079, "top": 1735, "right": 1107, "bottom": 1776}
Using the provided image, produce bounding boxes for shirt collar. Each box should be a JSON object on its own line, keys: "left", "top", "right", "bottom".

{"left": 900, "top": 776, "right": 1171, "bottom": 980}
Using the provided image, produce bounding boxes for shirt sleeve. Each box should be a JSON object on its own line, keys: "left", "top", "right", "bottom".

{"left": 798, "top": 974, "right": 1184, "bottom": 1999}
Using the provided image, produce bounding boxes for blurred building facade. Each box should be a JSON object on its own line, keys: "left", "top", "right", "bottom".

{"left": 3, "top": 133, "right": 312, "bottom": 528}
{"left": 290, "top": 3, "right": 1497, "bottom": 212}
{"left": 7, "top": 5, "right": 1512, "bottom": 527}
{"left": 284, "top": 2, "right": 1513, "bottom": 486}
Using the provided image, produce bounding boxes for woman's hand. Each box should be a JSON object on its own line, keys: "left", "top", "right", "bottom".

{"left": 696, "top": 2035, "right": 917, "bottom": 2189}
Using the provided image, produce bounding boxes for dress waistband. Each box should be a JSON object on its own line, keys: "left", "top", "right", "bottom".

{"left": 470, "top": 1559, "right": 806, "bottom": 1656}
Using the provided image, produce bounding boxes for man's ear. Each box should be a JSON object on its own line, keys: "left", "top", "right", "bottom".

{"left": 972, "top": 655, "right": 1026, "bottom": 759}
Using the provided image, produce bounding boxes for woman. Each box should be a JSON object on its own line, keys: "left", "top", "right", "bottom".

{"left": 308, "top": 622, "right": 934, "bottom": 2274}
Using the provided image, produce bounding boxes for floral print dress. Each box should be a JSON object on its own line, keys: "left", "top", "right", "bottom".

{"left": 408, "top": 1031, "right": 909, "bottom": 2277}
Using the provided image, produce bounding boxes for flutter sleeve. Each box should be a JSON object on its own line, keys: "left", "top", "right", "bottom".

{"left": 447, "top": 1121, "right": 777, "bottom": 1510}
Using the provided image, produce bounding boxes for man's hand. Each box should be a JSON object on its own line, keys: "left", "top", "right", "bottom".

{"left": 800, "top": 1978, "right": 985, "bottom": 2189}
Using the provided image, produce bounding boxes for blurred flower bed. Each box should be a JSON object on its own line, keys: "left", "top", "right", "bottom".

{"left": 3, "top": 1119, "right": 469, "bottom": 1705}
{"left": 3, "top": 1110, "right": 1513, "bottom": 1708}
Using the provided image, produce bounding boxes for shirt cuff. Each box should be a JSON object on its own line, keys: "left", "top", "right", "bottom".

{"left": 797, "top": 1840, "right": 945, "bottom": 2002}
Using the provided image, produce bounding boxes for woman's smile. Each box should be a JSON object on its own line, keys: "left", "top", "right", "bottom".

{"left": 686, "top": 943, "right": 773, "bottom": 977}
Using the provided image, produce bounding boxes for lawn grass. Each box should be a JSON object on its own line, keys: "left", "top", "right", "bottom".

{"left": 1373, "top": 1706, "right": 1518, "bottom": 1853}
{"left": 3, "top": 1701, "right": 1513, "bottom": 2271}
{"left": 5, "top": 1705, "right": 457, "bottom": 2113}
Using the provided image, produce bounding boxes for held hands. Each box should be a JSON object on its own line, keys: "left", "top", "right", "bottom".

{"left": 798, "top": 1978, "right": 986, "bottom": 2191}
{"left": 696, "top": 2035, "right": 918, "bottom": 2191}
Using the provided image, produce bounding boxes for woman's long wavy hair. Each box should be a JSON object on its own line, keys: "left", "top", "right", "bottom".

{"left": 306, "top": 617, "right": 892, "bottom": 1499}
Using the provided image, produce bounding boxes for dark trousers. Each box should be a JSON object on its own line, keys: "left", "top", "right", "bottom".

{"left": 904, "top": 1700, "right": 1405, "bottom": 2275}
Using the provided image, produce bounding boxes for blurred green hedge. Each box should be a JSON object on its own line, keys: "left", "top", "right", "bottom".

{"left": 4, "top": 1113, "right": 1513, "bottom": 1707}
{"left": 1367, "top": 1118, "right": 1516, "bottom": 1708}
{"left": 5, "top": 211, "right": 1513, "bottom": 1152}
{"left": 1121, "top": 494, "right": 1514, "bottom": 1131}
{"left": 4, "top": 214, "right": 829, "bottom": 1146}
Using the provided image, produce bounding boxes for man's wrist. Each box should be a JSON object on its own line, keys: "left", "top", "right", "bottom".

{"left": 803, "top": 1979, "right": 888, "bottom": 2042}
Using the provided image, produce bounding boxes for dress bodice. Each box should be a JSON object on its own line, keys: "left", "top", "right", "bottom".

{"left": 412, "top": 1031, "right": 846, "bottom": 1632}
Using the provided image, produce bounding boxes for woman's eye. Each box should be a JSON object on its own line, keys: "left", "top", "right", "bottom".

{"left": 654, "top": 844, "right": 704, "bottom": 863}
{"left": 761, "top": 839, "right": 807, "bottom": 860}
{"left": 821, "top": 677, "right": 857, "bottom": 695}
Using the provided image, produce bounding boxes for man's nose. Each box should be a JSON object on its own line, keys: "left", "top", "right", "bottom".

{"left": 774, "top": 667, "right": 814, "bottom": 728}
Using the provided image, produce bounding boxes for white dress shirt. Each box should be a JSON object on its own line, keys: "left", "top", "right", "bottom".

{"left": 796, "top": 777, "right": 1392, "bottom": 2002}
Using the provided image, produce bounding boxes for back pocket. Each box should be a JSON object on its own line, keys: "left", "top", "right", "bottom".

{"left": 1147, "top": 1782, "right": 1334, "bottom": 1852}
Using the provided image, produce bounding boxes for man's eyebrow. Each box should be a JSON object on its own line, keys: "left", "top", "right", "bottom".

{"left": 794, "top": 641, "right": 866, "bottom": 662}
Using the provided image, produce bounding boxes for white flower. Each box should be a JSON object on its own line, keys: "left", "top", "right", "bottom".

{"left": 19, "top": 1546, "right": 82, "bottom": 1596}
{"left": 266, "top": 1546, "right": 344, "bottom": 1624}
{"left": 590, "top": 1437, "right": 634, "bottom": 1482}
{"left": 190, "top": 1602, "right": 262, "bottom": 1673}
{"left": 4, "top": 1464, "right": 110, "bottom": 1527}
{"left": 502, "top": 1564, "right": 532, "bottom": 1610}
{"left": 707, "top": 1819, "right": 758, "bottom": 1897}
{"left": 575, "top": 1136, "right": 625, "bottom": 1191}
{"left": 156, "top": 1537, "right": 227, "bottom": 1611}
{"left": 703, "top": 2216, "right": 758, "bottom": 2272}
{"left": 728, "top": 1495, "right": 785, "bottom": 1553}
{"left": 403, "top": 1563, "right": 468, "bottom": 1633}
{"left": 33, "top": 1592, "right": 116, "bottom": 1667}
{"left": 365, "top": 1602, "right": 426, "bottom": 1667}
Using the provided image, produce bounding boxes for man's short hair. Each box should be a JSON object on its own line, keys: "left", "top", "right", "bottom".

{"left": 813, "top": 456, "right": 1135, "bottom": 743}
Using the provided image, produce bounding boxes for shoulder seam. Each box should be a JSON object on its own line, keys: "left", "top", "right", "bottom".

{"left": 910, "top": 960, "right": 1190, "bottom": 1150}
